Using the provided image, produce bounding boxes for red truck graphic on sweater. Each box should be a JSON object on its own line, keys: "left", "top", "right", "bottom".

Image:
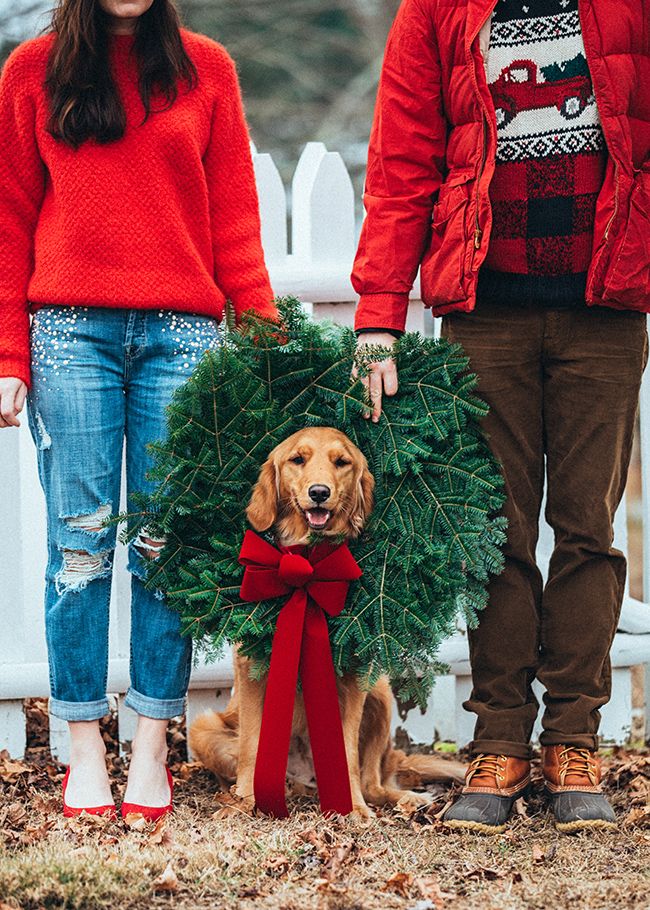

{"left": 492, "top": 58, "right": 593, "bottom": 127}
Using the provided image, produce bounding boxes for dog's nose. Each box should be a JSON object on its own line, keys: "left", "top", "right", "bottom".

{"left": 308, "top": 484, "right": 331, "bottom": 504}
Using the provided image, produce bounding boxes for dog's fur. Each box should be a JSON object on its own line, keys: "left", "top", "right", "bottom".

{"left": 189, "top": 427, "right": 465, "bottom": 816}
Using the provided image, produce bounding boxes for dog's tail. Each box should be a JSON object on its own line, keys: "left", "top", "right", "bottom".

{"left": 188, "top": 708, "right": 239, "bottom": 786}
{"left": 393, "top": 749, "right": 466, "bottom": 787}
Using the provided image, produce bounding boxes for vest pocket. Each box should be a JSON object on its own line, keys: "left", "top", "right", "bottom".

{"left": 603, "top": 168, "right": 650, "bottom": 308}
{"left": 420, "top": 172, "right": 474, "bottom": 308}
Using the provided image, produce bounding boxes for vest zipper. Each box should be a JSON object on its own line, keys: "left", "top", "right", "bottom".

{"left": 467, "top": 4, "right": 497, "bottom": 261}
{"left": 474, "top": 115, "right": 488, "bottom": 250}
{"left": 603, "top": 162, "right": 619, "bottom": 242}
{"left": 578, "top": 0, "right": 619, "bottom": 296}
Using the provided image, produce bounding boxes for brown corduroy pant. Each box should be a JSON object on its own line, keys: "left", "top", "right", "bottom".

{"left": 441, "top": 301, "right": 648, "bottom": 759}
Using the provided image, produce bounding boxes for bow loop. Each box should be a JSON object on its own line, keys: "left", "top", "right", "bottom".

{"left": 239, "top": 529, "right": 282, "bottom": 568}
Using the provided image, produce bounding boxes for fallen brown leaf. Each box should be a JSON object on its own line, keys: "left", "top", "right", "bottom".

{"left": 382, "top": 871, "right": 413, "bottom": 897}
{"left": 622, "top": 806, "right": 650, "bottom": 829}
{"left": 30, "top": 792, "right": 60, "bottom": 814}
{"left": 415, "top": 873, "right": 456, "bottom": 907}
{"left": 212, "top": 791, "right": 253, "bottom": 818}
{"left": 299, "top": 827, "right": 330, "bottom": 857}
{"left": 464, "top": 865, "right": 507, "bottom": 882}
{"left": 152, "top": 860, "right": 179, "bottom": 893}
{"left": 20, "top": 819, "right": 55, "bottom": 845}
{"left": 316, "top": 878, "right": 348, "bottom": 893}
{"left": 148, "top": 815, "right": 169, "bottom": 845}
{"left": 6, "top": 803, "right": 27, "bottom": 828}
{"left": 532, "top": 843, "right": 546, "bottom": 864}
{"left": 123, "top": 812, "right": 148, "bottom": 831}
{"left": 175, "top": 762, "right": 201, "bottom": 781}
{"left": 433, "top": 797, "right": 454, "bottom": 820}
{"left": 325, "top": 839, "right": 354, "bottom": 880}
{"left": 514, "top": 797, "right": 530, "bottom": 820}
{"left": 0, "top": 758, "right": 32, "bottom": 782}
{"left": 264, "top": 854, "right": 292, "bottom": 877}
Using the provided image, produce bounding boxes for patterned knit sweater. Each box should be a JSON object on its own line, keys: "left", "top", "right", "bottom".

{"left": 478, "top": 0, "right": 608, "bottom": 307}
{"left": 0, "top": 29, "right": 276, "bottom": 387}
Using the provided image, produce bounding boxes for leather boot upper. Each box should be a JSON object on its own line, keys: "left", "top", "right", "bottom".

{"left": 542, "top": 745, "right": 603, "bottom": 794}
{"left": 462, "top": 753, "right": 531, "bottom": 797}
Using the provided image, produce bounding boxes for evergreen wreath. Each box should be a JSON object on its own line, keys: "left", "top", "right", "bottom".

{"left": 119, "top": 298, "right": 507, "bottom": 707}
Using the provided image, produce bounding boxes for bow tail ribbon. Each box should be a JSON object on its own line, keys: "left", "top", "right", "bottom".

{"left": 253, "top": 589, "right": 353, "bottom": 818}
{"left": 299, "top": 600, "right": 353, "bottom": 816}
{"left": 239, "top": 531, "right": 358, "bottom": 817}
{"left": 252, "top": 588, "right": 307, "bottom": 818}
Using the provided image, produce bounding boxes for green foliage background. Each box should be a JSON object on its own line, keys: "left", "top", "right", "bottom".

{"left": 120, "top": 299, "right": 507, "bottom": 707}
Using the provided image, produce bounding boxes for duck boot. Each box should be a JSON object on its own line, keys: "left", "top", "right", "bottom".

{"left": 443, "top": 753, "right": 531, "bottom": 834}
{"left": 543, "top": 745, "right": 617, "bottom": 833}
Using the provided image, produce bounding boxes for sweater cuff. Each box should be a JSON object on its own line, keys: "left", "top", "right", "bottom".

{"left": 355, "top": 327, "right": 404, "bottom": 339}
{"left": 233, "top": 293, "right": 280, "bottom": 325}
{"left": 354, "top": 293, "right": 410, "bottom": 333}
{"left": 0, "top": 359, "right": 31, "bottom": 389}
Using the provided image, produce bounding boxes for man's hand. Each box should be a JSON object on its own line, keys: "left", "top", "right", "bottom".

{"left": 0, "top": 378, "right": 28, "bottom": 428}
{"left": 353, "top": 332, "right": 399, "bottom": 423}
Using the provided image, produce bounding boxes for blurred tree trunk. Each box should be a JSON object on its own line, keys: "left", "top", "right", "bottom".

{"left": 178, "top": 0, "right": 398, "bottom": 158}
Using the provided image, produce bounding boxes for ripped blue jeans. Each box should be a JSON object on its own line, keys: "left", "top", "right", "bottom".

{"left": 26, "top": 306, "right": 221, "bottom": 722}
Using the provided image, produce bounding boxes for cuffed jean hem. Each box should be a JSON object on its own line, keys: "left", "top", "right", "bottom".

{"left": 49, "top": 696, "right": 111, "bottom": 722}
{"left": 123, "top": 686, "right": 186, "bottom": 720}
{"left": 469, "top": 739, "right": 533, "bottom": 760}
{"left": 538, "top": 732, "right": 600, "bottom": 752}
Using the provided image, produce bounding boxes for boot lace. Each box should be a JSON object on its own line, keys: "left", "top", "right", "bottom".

{"left": 558, "top": 747, "right": 598, "bottom": 785}
{"left": 466, "top": 753, "right": 506, "bottom": 785}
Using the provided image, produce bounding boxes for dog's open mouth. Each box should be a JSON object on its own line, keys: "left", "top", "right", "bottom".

{"left": 304, "top": 507, "right": 332, "bottom": 530}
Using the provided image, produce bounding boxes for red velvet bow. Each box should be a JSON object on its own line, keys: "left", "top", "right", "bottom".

{"left": 238, "top": 529, "right": 362, "bottom": 817}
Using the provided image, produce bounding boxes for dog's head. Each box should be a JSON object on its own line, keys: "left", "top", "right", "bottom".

{"left": 246, "top": 427, "right": 374, "bottom": 544}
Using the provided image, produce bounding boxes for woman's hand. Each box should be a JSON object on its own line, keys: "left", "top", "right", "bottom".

{"left": 354, "top": 332, "right": 399, "bottom": 423}
{"left": 0, "top": 378, "right": 28, "bottom": 428}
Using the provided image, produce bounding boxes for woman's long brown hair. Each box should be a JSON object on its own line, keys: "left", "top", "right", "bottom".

{"left": 45, "top": 0, "right": 198, "bottom": 148}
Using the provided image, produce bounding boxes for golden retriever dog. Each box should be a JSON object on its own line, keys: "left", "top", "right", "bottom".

{"left": 190, "top": 427, "right": 465, "bottom": 817}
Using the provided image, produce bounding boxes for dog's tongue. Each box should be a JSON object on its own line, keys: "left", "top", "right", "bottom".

{"left": 307, "top": 508, "right": 330, "bottom": 528}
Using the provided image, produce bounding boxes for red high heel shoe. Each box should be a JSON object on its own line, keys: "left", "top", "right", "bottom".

{"left": 120, "top": 767, "right": 174, "bottom": 822}
{"left": 61, "top": 768, "right": 117, "bottom": 819}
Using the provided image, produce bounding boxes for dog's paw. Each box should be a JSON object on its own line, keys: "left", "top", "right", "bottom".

{"left": 395, "top": 790, "right": 434, "bottom": 814}
{"left": 231, "top": 784, "right": 256, "bottom": 812}
{"left": 350, "top": 803, "right": 375, "bottom": 821}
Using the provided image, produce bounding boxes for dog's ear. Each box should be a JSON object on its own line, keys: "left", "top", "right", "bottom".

{"left": 246, "top": 456, "right": 278, "bottom": 531}
{"left": 350, "top": 460, "right": 375, "bottom": 535}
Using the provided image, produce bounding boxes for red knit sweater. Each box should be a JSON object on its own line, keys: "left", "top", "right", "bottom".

{"left": 0, "top": 29, "right": 277, "bottom": 387}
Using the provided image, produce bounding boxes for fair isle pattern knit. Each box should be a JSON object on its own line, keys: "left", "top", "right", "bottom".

{"left": 479, "top": 0, "right": 608, "bottom": 306}
{"left": 0, "top": 30, "right": 276, "bottom": 388}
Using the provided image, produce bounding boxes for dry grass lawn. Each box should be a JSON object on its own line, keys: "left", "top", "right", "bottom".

{"left": 1, "top": 740, "right": 648, "bottom": 910}
{"left": 3, "top": 399, "right": 649, "bottom": 909}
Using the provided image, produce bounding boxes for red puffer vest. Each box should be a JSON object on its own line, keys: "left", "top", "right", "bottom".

{"left": 352, "top": 0, "right": 650, "bottom": 332}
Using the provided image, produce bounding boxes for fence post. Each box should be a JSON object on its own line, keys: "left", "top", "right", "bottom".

{"left": 292, "top": 142, "right": 357, "bottom": 324}
{"left": 639, "top": 314, "right": 650, "bottom": 601}
{"left": 0, "top": 426, "right": 27, "bottom": 757}
{"left": 292, "top": 141, "right": 355, "bottom": 264}
{"left": 117, "top": 695, "right": 138, "bottom": 757}
{"left": 252, "top": 145, "right": 288, "bottom": 264}
{"left": 48, "top": 712, "right": 70, "bottom": 765}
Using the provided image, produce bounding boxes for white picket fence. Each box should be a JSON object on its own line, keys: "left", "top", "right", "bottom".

{"left": 1, "top": 142, "right": 649, "bottom": 763}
